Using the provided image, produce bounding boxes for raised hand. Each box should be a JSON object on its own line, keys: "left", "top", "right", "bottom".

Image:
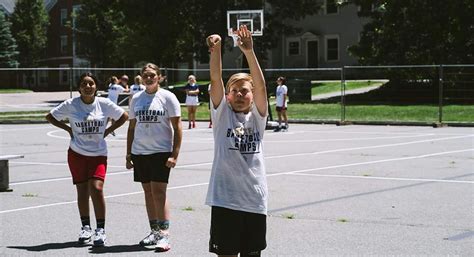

{"left": 207, "top": 34, "right": 222, "bottom": 51}
{"left": 236, "top": 25, "right": 253, "bottom": 52}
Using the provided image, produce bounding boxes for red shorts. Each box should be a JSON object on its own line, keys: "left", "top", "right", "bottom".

{"left": 67, "top": 148, "right": 107, "bottom": 184}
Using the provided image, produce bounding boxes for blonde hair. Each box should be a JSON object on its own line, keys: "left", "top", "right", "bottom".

{"left": 225, "top": 73, "right": 253, "bottom": 92}
{"left": 141, "top": 63, "right": 161, "bottom": 75}
{"left": 134, "top": 75, "right": 142, "bottom": 84}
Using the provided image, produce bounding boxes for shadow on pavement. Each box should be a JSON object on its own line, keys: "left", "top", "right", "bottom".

{"left": 88, "top": 244, "right": 155, "bottom": 254}
{"left": 8, "top": 242, "right": 155, "bottom": 254}
{"left": 8, "top": 241, "right": 89, "bottom": 251}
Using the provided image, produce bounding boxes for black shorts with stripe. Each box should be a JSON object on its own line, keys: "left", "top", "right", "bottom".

{"left": 209, "top": 206, "right": 267, "bottom": 255}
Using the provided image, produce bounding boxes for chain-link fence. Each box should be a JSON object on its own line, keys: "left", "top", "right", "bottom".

{"left": 1, "top": 65, "right": 473, "bottom": 125}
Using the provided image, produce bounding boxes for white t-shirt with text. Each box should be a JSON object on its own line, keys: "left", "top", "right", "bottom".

{"left": 108, "top": 83, "right": 125, "bottom": 104}
{"left": 50, "top": 97, "right": 124, "bottom": 156}
{"left": 130, "top": 84, "right": 146, "bottom": 95}
{"left": 205, "top": 96, "right": 269, "bottom": 215}
{"left": 129, "top": 89, "right": 181, "bottom": 155}
{"left": 276, "top": 84, "right": 288, "bottom": 107}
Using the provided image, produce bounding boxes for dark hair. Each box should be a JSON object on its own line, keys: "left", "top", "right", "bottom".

{"left": 277, "top": 76, "right": 286, "bottom": 84}
{"left": 77, "top": 72, "right": 99, "bottom": 88}
{"left": 77, "top": 72, "right": 99, "bottom": 95}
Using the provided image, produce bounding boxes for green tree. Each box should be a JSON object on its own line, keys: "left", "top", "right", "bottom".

{"left": 10, "top": 0, "right": 49, "bottom": 67}
{"left": 0, "top": 11, "right": 19, "bottom": 68}
{"left": 76, "top": 0, "right": 322, "bottom": 67}
{"left": 349, "top": 0, "right": 474, "bottom": 65}
{"left": 75, "top": 0, "right": 129, "bottom": 67}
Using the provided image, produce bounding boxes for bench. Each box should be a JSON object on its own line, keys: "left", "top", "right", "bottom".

{"left": 0, "top": 155, "right": 24, "bottom": 192}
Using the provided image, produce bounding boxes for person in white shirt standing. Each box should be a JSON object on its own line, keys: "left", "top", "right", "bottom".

{"left": 130, "top": 75, "right": 146, "bottom": 95}
{"left": 107, "top": 76, "right": 125, "bottom": 105}
{"left": 184, "top": 74, "right": 200, "bottom": 129}
{"left": 126, "top": 63, "right": 182, "bottom": 252}
{"left": 119, "top": 74, "right": 130, "bottom": 93}
{"left": 206, "top": 25, "right": 269, "bottom": 256}
{"left": 274, "top": 76, "right": 288, "bottom": 132}
{"left": 45, "top": 72, "right": 128, "bottom": 247}
{"left": 129, "top": 75, "right": 146, "bottom": 108}
{"left": 107, "top": 76, "right": 128, "bottom": 136}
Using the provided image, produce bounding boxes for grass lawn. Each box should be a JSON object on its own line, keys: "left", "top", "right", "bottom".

{"left": 1, "top": 103, "right": 472, "bottom": 123}
{"left": 168, "top": 80, "right": 210, "bottom": 88}
{"left": 286, "top": 103, "right": 474, "bottom": 123}
{"left": 312, "top": 81, "right": 384, "bottom": 95}
{"left": 171, "top": 103, "right": 474, "bottom": 123}
{"left": 0, "top": 89, "right": 33, "bottom": 93}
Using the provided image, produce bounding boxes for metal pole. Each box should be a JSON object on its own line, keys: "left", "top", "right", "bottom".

{"left": 438, "top": 64, "right": 443, "bottom": 124}
{"left": 69, "top": 67, "right": 73, "bottom": 98}
{"left": 340, "top": 66, "right": 346, "bottom": 122}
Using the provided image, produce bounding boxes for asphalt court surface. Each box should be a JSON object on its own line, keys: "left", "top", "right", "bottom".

{"left": 0, "top": 122, "right": 473, "bottom": 256}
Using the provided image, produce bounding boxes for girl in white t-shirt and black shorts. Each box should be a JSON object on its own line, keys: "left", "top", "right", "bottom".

{"left": 126, "top": 63, "right": 182, "bottom": 252}
{"left": 274, "top": 76, "right": 288, "bottom": 132}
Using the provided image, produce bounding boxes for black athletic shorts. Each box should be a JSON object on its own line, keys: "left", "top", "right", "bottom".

{"left": 276, "top": 106, "right": 287, "bottom": 112}
{"left": 131, "top": 152, "right": 171, "bottom": 183}
{"left": 209, "top": 206, "right": 267, "bottom": 255}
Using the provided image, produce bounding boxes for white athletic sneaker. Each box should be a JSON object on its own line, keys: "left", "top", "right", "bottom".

{"left": 139, "top": 230, "right": 159, "bottom": 249}
{"left": 155, "top": 231, "right": 171, "bottom": 252}
{"left": 78, "top": 225, "right": 93, "bottom": 244}
{"left": 93, "top": 228, "right": 106, "bottom": 247}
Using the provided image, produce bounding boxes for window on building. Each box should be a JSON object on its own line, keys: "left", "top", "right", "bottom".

{"left": 325, "top": 0, "right": 339, "bottom": 14}
{"left": 60, "top": 9, "right": 68, "bottom": 26}
{"left": 358, "top": 3, "right": 372, "bottom": 13}
{"left": 326, "top": 36, "right": 339, "bottom": 61}
{"left": 287, "top": 40, "right": 300, "bottom": 56}
{"left": 59, "top": 65, "right": 69, "bottom": 85}
{"left": 60, "top": 36, "right": 68, "bottom": 54}
{"left": 72, "top": 5, "right": 81, "bottom": 28}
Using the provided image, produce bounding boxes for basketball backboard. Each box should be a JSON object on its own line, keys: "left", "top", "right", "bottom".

{"left": 227, "top": 10, "right": 264, "bottom": 37}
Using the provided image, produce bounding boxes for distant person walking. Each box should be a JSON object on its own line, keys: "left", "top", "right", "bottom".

{"left": 274, "top": 76, "right": 288, "bottom": 132}
{"left": 45, "top": 72, "right": 128, "bottom": 247}
{"left": 126, "top": 63, "right": 182, "bottom": 252}
{"left": 184, "top": 75, "right": 200, "bottom": 129}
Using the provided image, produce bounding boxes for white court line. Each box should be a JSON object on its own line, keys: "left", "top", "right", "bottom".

{"left": 9, "top": 162, "right": 213, "bottom": 186}
{"left": 46, "top": 129, "right": 127, "bottom": 142}
{"left": 265, "top": 134, "right": 474, "bottom": 160}
{"left": 0, "top": 182, "right": 209, "bottom": 214}
{"left": 265, "top": 133, "right": 434, "bottom": 143}
{"left": 289, "top": 173, "right": 474, "bottom": 184}
{"left": 2, "top": 148, "right": 472, "bottom": 214}
{"left": 269, "top": 148, "right": 474, "bottom": 178}
{"left": 286, "top": 130, "right": 473, "bottom": 136}
{"left": 11, "top": 161, "right": 125, "bottom": 168}
{"left": 0, "top": 125, "right": 51, "bottom": 132}
{"left": 10, "top": 134, "right": 473, "bottom": 184}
